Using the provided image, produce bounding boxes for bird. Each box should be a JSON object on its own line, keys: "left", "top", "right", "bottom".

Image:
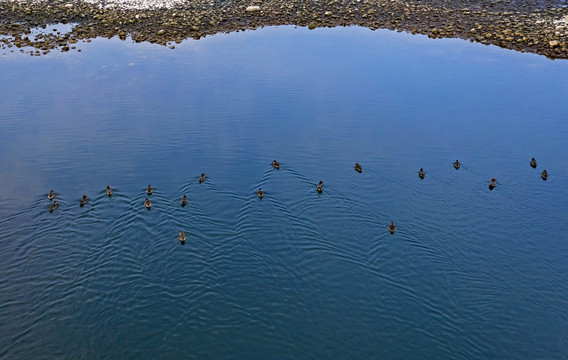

{"left": 49, "top": 201, "right": 58, "bottom": 212}
{"left": 317, "top": 181, "right": 323, "bottom": 193}
{"left": 272, "top": 160, "right": 280, "bottom": 170}
{"left": 454, "top": 160, "right": 461, "bottom": 169}
{"left": 418, "top": 168, "right": 425, "bottom": 179}
{"left": 199, "top": 173, "right": 206, "bottom": 183}
{"left": 257, "top": 188, "right": 264, "bottom": 198}
{"left": 530, "top": 157, "right": 537, "bottom": 168}
{"left": 180, "top": 195, "right": 189, "bottom": 207}
{"left": 144, "top": 198, "right": 152, "bottom": 209}
{"left": 47, "top": 190, "right": 56, "bottom": 200}
{"left": 146, "top": 185, "right": 153, "bottom": 195}
{"left": 178, "top": 230, "right": 186, "bottom": 243}
{"left": 105, "top": 186, "right": 113, "bottom": 196}
{"left": 388, "top": 221, "right": 396, "bottom": 234}
{"left": 354, "top": 163, "right": 362, "bottom": 173}
{"left": 80, "top": 195, "right": 88, "bottom": 207}
{"left": 541, "top": 170, "right": 548, "bottom": 181}
{"left": 489, "top": 178, "right": 497, "bottom": 190}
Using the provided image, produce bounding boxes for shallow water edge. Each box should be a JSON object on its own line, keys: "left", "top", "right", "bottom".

{"left": 1, "top": 0, "right": 568, "bottom": 59}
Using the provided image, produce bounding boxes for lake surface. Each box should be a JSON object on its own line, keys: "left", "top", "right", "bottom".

{"left": 1, "top": 26, "right": 568, "bottom": 359}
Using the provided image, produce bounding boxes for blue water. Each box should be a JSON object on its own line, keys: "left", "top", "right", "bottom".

{"left": 1, "top": 26, "right": 568, "bottom": 358}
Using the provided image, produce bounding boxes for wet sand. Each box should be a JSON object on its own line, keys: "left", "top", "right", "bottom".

{"left": 1, "top": 0, "right": 567, "bottom": 58}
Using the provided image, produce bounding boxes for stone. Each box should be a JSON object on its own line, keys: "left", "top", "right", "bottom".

{"left": 308, "top": 22, "right": 317, "bottom": 30}
{"left": 158, "top": 29, "right": 165, "bottom": 35}
{"left": 549, "top": 40, "right": 560, "bottom": 47}
{"left": 64, "top": 3, "right": 73, "bottom": 8}
{"left": 246, "top": 6, "right": 260, "bottom": 12}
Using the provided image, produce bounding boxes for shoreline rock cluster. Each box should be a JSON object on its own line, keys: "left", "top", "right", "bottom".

{"left": 0, "top": 0, "right": 567, "bottom": 58}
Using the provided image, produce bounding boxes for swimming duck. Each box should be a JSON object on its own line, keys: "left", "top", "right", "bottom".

{"left": 199, "top": 173, "right": 206, "bottom": 183}
{"left": 354, "top": 163, "right": 362, "bottom": 173}
{"left": 541, "top": 170, "right": 548, "bottom": 181}
{"left": 418, "top": 168, "right": 425, "bottom": 179}
{"left": 144, "top": 198, "right": 152, "bottom": 209}
{"left": 257, "top": 188, "right": 264, "bottom": 198}
{"left": 454, "top": 160, "right": 461, "bottom": 170}
{"left": 48, "top": 190, "right": 55, "bottom": 200}
{"left": 49, "top": 201, "right": 58, "bottom": 212}
{"left": 146, "top": 185, "right": 153, "bottom": 195}
{"left": 178, "top": 230, "right": 186, "bottom": 243}
{"left": 105, "top": 186, "right": 113, "bottom": 196}
{"left": 80, "top": 195, "right": 88, "bottom": 207}
{"left": 388, "top": 221, "right": 396, "bottom": 234}
{"left": 530, "top": 157, "right": 537, "bottom": 168}
{"left": 180, "top": 194, "right": 189, "bottom": 207}
{"left": 489, "top": 178, "right": 497, "bottom": 190}
{"left": 272, "top": 160, "right": 280, "bottom": 170}
{"left": 317, "top": 181, "right": 323, "bottom": 193}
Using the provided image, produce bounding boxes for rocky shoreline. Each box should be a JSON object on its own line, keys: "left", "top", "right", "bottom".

{"left": 1, "top": 0, "right": 567, "bottom": 58}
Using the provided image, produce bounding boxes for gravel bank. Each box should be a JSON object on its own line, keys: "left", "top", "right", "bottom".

{"left": 1, "top": 0, "right": 567, "bottom": 58}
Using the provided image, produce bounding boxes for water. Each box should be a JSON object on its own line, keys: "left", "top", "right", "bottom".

{"left": 1, "top": 26, "right": 568, "bottom": 358}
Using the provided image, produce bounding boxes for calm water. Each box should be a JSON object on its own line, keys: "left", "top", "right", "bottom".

{"left": 1, "top": 26, "right": 568, "bottom": 359}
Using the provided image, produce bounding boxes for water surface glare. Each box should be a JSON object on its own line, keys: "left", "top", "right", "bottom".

{"left": 1, "top": 26, "right": 568, "bottom": 359}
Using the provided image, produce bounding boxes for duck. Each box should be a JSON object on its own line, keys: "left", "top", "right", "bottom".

{"left": 541, "top": 170, "right": 548, "bottom": 181}
{"left": 530, "top": 157, "right": 537, "bottom": 168}
{"left": 489, "top": 178, "right": 497, "bottom": 190}
{"left": 180, "top": 194, "right": 189, "bottom": 207}
{"left": 146, "top": 185, "right": 153, "bottom": 195}
{"left": 199, "top": 173, "right": 206, "bottom": 183}
{"left": 454, "top": 160, "right": 461, "bottom": 170}
{"left": 105, "top": 185, "right": 113, "bottom": 196}
{"left": 49, "top": 201, "right": 58, "bottom": 212}
{"left": 388, "top": 221, "right": 396, "bottom": 234}
{"left": 317, "top": 181, "right": 323, "bottom": 193}
{"left": 418, "top": 168, "right": 425, "bottom": 179}
{"left": 80, "top": 195, "right": 88, "bottom": 207}
{"left": 178, "top": 230, "right": 186, "bottom": 243}
{"left": 144, "top": 198, "right": 152, "bottom": 209}
{"left": 354, "top": 163, "right": 362, "bottom": 173}
{"left": 272, "top": 160, "right": 280, "bottom": 170}
{"left": 47, "top": 190, "right": 56, "bottom": 200}
{"left": 257, "top": 188, "right": 264, "bottom": 198}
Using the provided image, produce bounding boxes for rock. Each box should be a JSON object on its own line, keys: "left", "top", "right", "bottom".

{"left": 158, "top": 29, "right": 165, "bottom": 35}
{"left": 64, "top": 3, "right": 73, "bottom": 8}
{"left": 246, "top": 5, "right": 260, "bottom": 12}
{"left": 549, "top": 40, "right": 560, "bottom": 47}
{"left": 308, "top": 22, "right": 317, "bottom": 30}
{"left": 324, "top": 11, "right": 332, "bottom": 16}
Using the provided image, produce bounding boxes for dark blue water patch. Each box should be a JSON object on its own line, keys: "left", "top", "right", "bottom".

{"left": 1, "top": 26, "right": 568, "bottom": 359}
